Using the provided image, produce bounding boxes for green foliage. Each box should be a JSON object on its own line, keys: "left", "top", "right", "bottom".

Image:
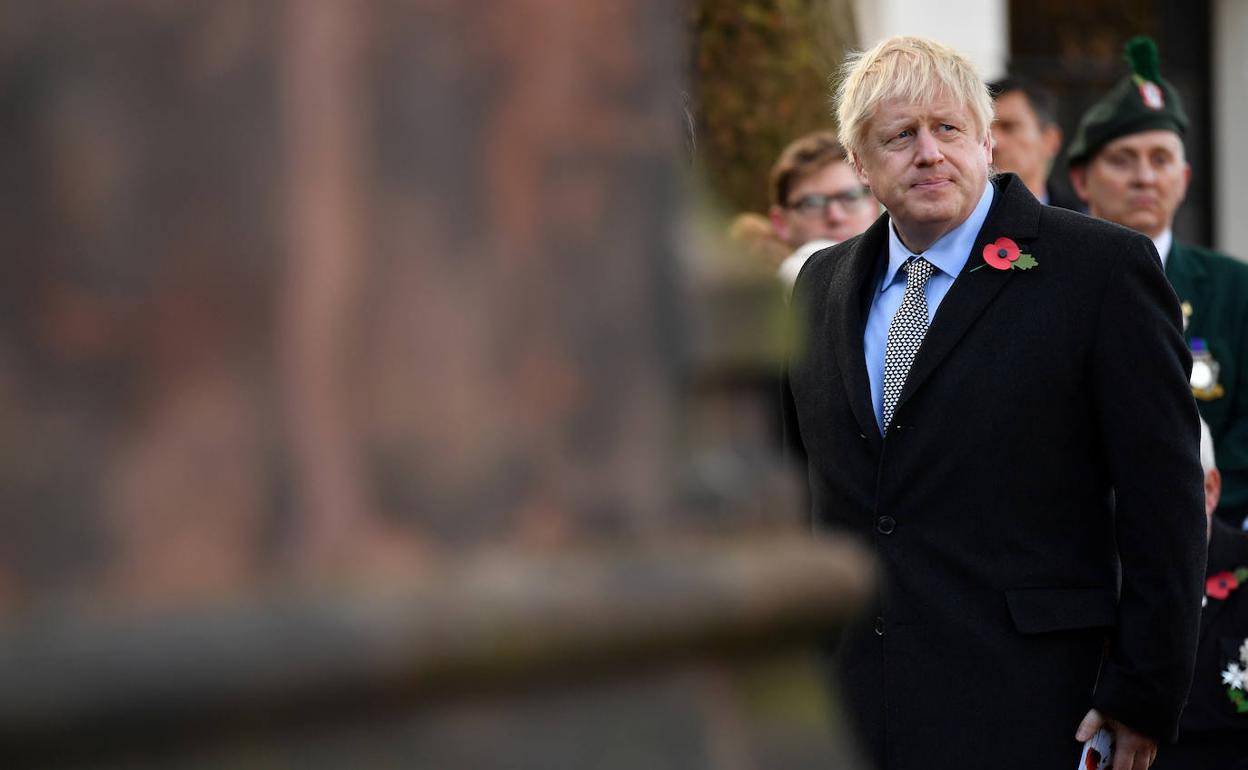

{"left": 689, "top": 0, "right": 857, "bottom": 214}
{"left": 1229, "top": 686, "right": 1248, "bottom": 713}
{"left": 1014, "top": 253, "right": 1039, "bottom": 270}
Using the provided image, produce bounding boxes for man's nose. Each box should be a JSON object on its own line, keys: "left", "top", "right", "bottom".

{"left": 914, "top": 129, "right": 943, "bottom": 164}
{"left": 1133, "top": 159, "right": 1158, "bottom": 184}
{"left": 822, "top": 200, "right": 848, "bottom": 221}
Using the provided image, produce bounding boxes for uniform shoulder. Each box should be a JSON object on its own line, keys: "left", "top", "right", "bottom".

{"left": 1175, "top": 242, "right": 1248, "bottom": 279}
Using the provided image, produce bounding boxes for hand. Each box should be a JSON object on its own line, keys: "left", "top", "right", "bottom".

{"left": 1076, "top": 708, "right": 1158, "bottom": 770}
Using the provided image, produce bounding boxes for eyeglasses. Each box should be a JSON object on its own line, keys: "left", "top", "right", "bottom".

{"left": 788, "top": 187, "right": 872, "bottom": 214}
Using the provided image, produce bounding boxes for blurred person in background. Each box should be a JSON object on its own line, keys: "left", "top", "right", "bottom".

{"left": 1069, "top": 36, "right": 1248, "bottom": 530}
{"left": 987, "top": 74, "right": 1085, "bottom": 212}
{"left": 784, "top": 34, "right": 1205, "bottom": 770}
{"left": 768, "top": 131, "right": 879, "bottom": 289}
{"left": 1154, "top": 418, "right": 1248, "bottom": 770}
{"left": 727, "top": 211, "right": 791, "bottom": 269}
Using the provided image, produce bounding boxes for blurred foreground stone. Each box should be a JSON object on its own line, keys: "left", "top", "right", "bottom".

{"left": 2, "top": 536, "right": 871, "bottom": 768}
{"left": 0, "top": 1, "right": 871, "bottom": 767}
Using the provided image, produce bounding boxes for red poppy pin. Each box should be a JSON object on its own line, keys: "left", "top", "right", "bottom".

{"left": 1208, "top": 568, "right": 1248, "bottom": 600}
{"left": 971, "top": 237, "right": 1037, "bottom": 272}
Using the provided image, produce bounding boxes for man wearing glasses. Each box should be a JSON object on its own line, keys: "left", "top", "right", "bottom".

{"left": 768, "top": 131, "right": 880, "bottom": 289}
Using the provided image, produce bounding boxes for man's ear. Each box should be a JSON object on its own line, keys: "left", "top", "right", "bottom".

{"left": 768, "top": 205, "right": 792, "bottom": 244}
{"left": 851, "top": 153, "right": 870, "bottom": 187}
{"left": 1069, "top": 164, "right": 1090, "bottom": 203}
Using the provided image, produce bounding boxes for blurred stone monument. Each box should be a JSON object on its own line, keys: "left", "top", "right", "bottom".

{"left": 0, "top": 1, "right": 872, "bottom": 767}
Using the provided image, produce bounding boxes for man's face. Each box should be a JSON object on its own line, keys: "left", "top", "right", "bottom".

{"left": 853, "top": 94, "right": 991, "bottom": 252}
{"left": 769, "top": 160, "right": 879, "bottom": 248}
{"left": 991, "top": 90, "right": 1060, "bottom": 190}
{"left": 1070, "top": 129, "right": 1191, "bottom": 239}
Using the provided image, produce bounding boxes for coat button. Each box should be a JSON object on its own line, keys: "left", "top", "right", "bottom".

{"left": 874, "top": 616, "right": 885, "bottom": 636}
{"left": 877, "top": 515, "right": 896, "bottom": 535}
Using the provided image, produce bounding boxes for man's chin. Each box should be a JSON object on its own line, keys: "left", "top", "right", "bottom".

{"left": 908, "top": 207, "right": 962, "bottom": 229}
{"left": 1120, "top": 213, "right": 1164, "bottom": 236}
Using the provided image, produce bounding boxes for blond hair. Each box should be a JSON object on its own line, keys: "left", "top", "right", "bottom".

{"left": 835, "top": 36, "right": 993, "bottom": 160}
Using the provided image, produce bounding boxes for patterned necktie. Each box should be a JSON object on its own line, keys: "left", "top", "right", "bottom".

{"left": 882, "top": 257, "right": 935, "bottom": 432}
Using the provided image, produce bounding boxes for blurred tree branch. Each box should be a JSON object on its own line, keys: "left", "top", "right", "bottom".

{"left": 689, "top": 0, "right": 858, "bottom": 214}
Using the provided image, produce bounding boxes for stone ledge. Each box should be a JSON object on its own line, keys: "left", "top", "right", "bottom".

{"left": 0, "top": 535, "right": 872, "bottom": 757}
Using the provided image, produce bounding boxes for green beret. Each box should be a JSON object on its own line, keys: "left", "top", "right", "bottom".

{"left": 1066, "top": 36, "right": 1188, "bottom": 166}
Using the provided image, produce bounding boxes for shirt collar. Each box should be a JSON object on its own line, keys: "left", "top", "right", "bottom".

{"left": 1153, "top": 228, "right": 1173, "bottom": 268}
{"left": 882, "top": 180, "right": 995, "bottom": 291}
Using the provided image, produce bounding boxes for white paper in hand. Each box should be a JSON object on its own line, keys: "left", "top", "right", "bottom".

{"left": 1076, "top": 726, "right": 1114, "bottom": 770}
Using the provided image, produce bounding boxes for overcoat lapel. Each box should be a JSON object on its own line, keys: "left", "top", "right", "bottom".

{"left": 830, "top": 215, "right": 890, "bottom": 448}
{"left": 894, "top": 175, "right": 1042, "bottom": 416}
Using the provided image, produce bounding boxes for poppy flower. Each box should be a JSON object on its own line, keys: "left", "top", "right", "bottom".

{"left": 1207, "top": 571, "right": 1239, "bottom": 600}
{"left": 982, "top": 237, "right": 1021, "bottom": 270}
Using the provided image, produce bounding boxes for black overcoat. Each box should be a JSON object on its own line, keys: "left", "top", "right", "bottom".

{"left": 784, "top": 174, "right": 1207, "bottom": 769}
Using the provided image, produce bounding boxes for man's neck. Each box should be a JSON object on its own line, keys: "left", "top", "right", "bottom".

{"left": 893, "top": 223, "right": 952, "bottom": 255}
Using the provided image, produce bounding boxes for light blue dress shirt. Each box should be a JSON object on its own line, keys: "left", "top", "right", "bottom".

{"left": 864, "top": 180, "right": 995, "bottom": 432}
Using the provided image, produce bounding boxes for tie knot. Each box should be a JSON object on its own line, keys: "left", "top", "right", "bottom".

{"left": 905, "top": 257, "right": 935, "bottom": 287}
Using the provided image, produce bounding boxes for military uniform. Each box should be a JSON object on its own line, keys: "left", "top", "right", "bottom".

{"left": 1067, "top": 38, "right": 1248, "bottom": 526}
{"left": 1153, "top": 519, "right": 1248, "bottom": 769}
{"left": 1168, "top": 242, "right": 1248, "bottom": 528}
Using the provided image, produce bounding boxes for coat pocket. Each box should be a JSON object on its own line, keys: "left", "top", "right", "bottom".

{"left": 1004, "top": 586, "right": 1117, "bottom": 634}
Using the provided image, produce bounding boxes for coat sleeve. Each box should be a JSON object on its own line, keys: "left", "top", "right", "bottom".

{"left": 1088, "top": 234, "right": 1208, "bottom": 742}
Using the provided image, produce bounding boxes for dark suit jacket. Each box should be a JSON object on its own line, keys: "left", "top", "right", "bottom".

{"left": 1154, "top": 520, "right": 1248, "bottom": 769}
{"left": 1167, "top": 242, "right": 1248, "bottom": 529}
{"left": 784, "top": 174, "right": 1206, "bottom": 769}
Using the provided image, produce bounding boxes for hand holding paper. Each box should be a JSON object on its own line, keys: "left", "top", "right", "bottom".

{"left": 1075, "top": 708, "right": 1158, "bottom": 770}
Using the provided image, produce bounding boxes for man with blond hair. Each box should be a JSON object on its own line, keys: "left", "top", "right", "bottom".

{"left": 782, "top": 35, "right": 1205, "bottom": 769}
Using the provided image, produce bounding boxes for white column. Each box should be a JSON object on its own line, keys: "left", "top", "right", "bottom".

{"left": 1213, "top": 0, "right": 1248, "bottom": 260}
{"left": 853, "top": 0, "right": 1009, "bottom": 80}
